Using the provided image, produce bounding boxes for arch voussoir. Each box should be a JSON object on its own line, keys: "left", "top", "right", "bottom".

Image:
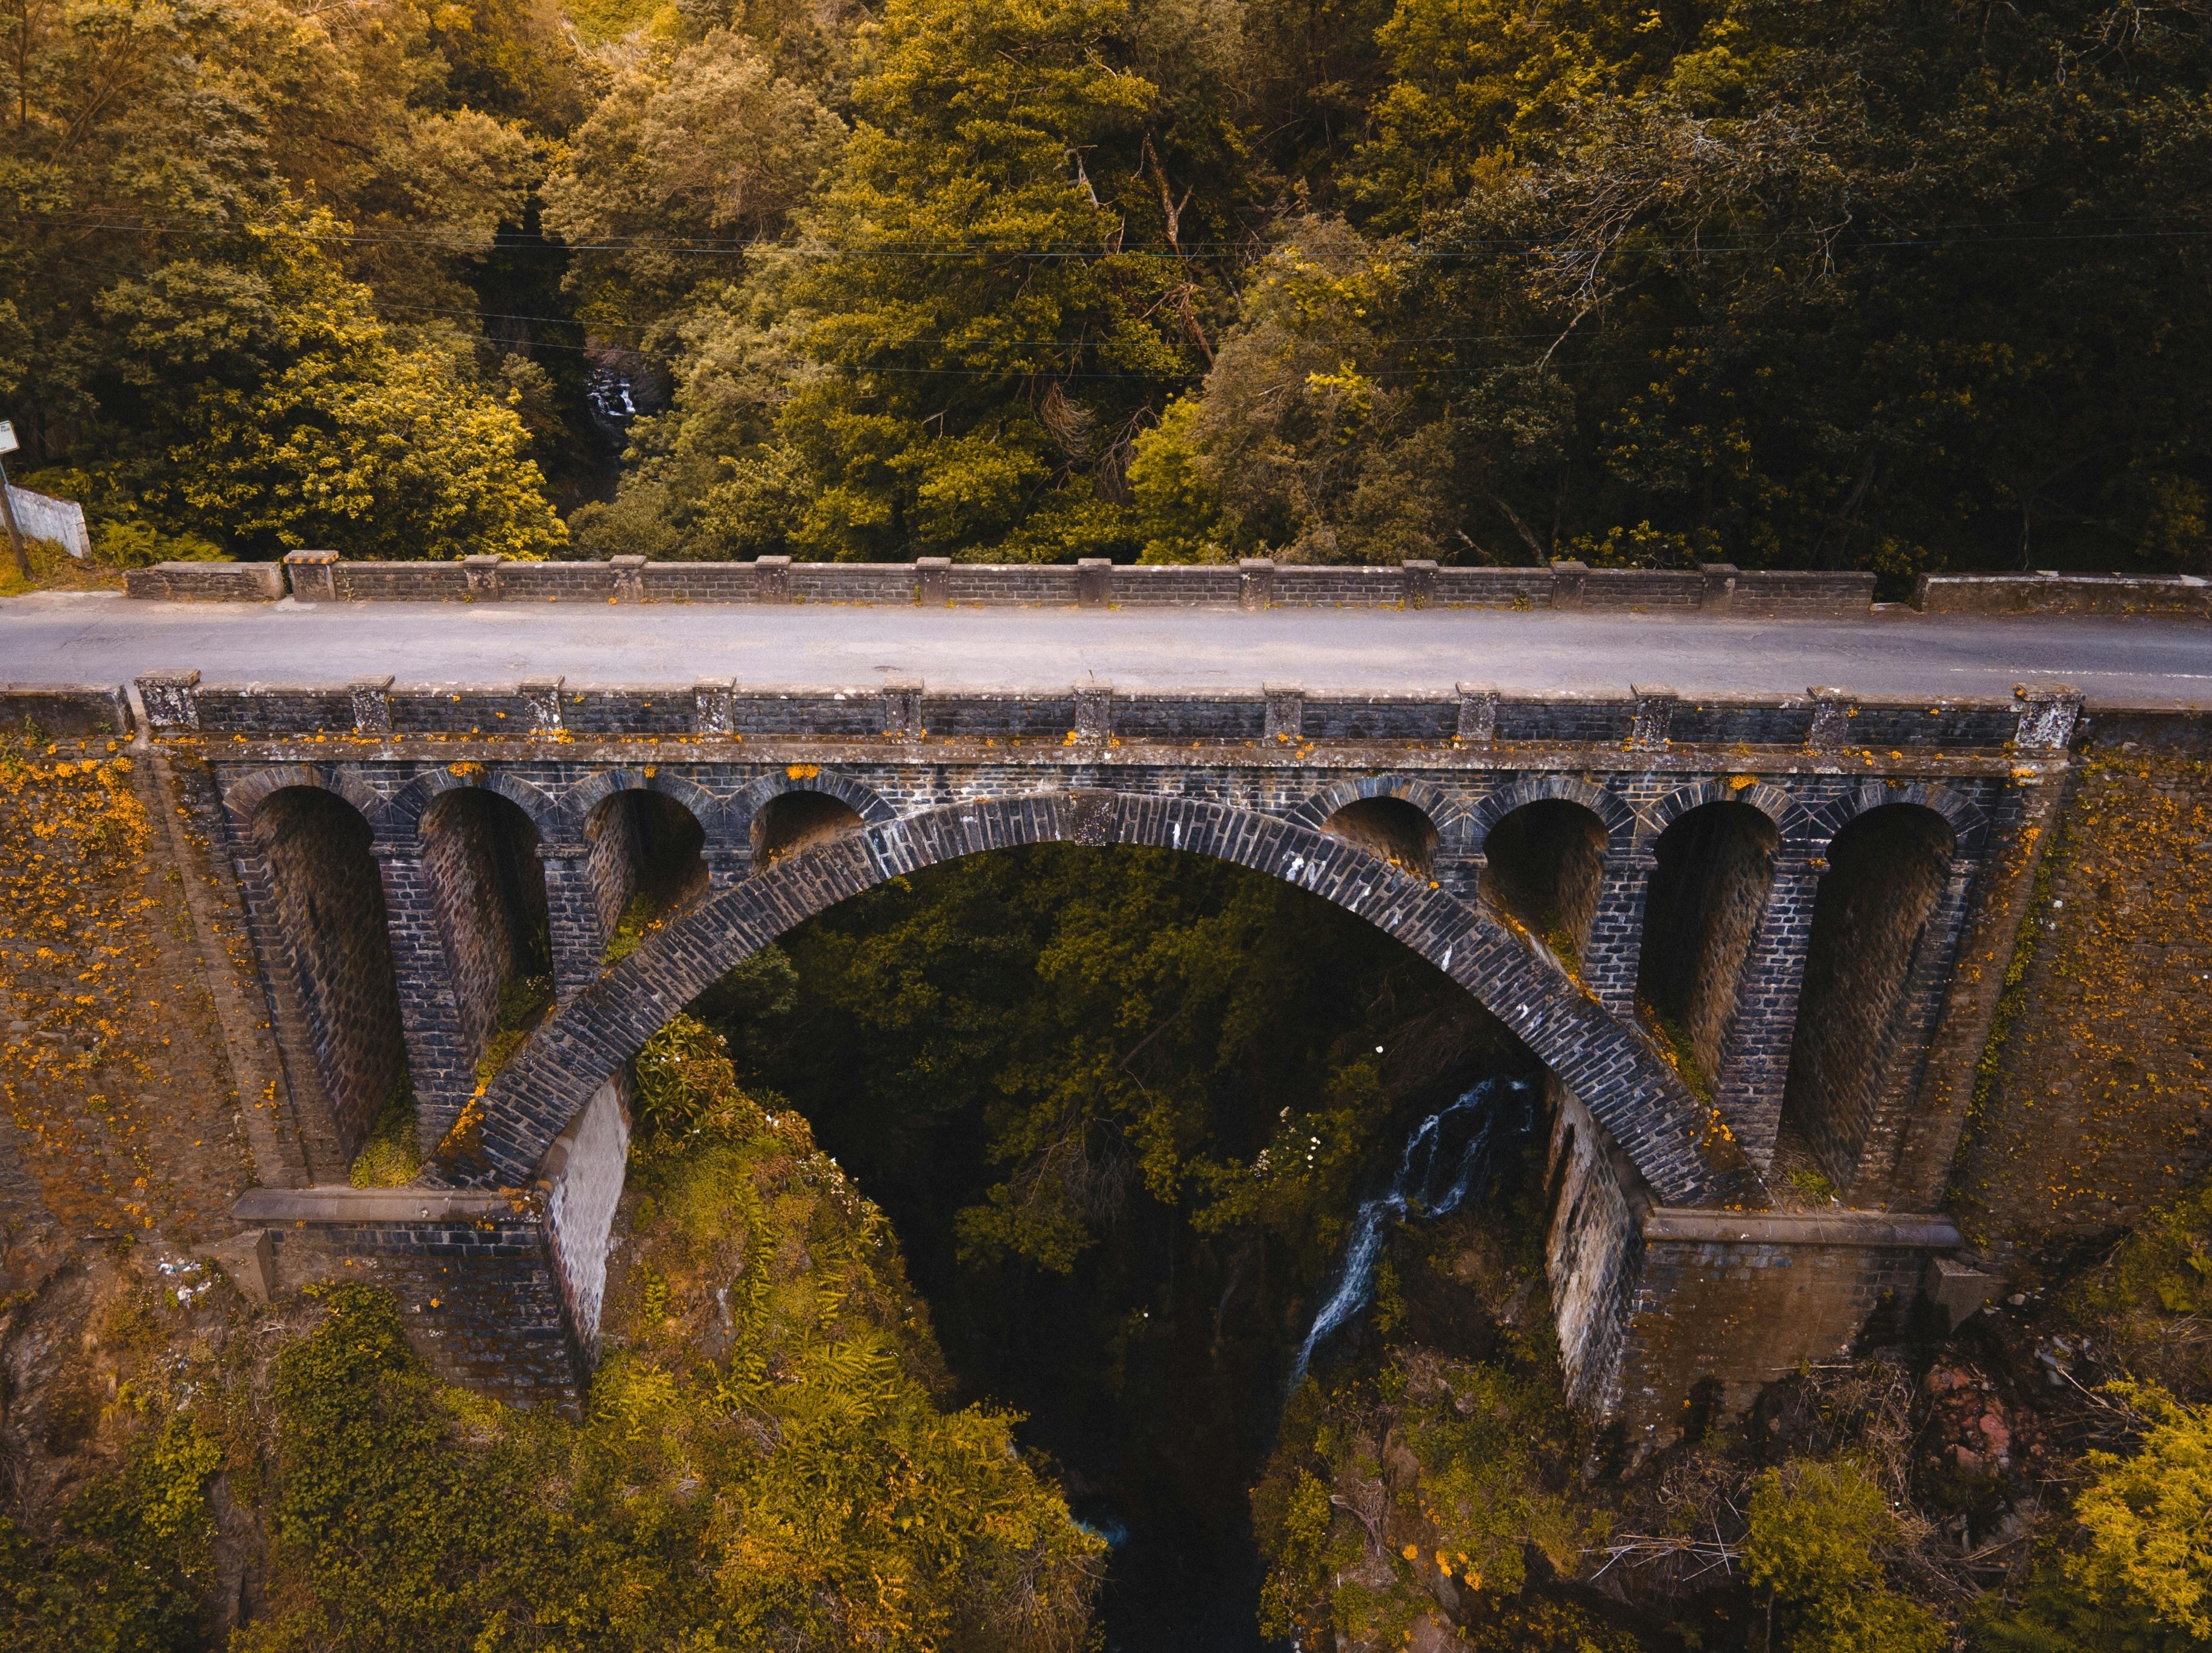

{"left": 442, "top": 790, "right": 1743, "bottom": 1208}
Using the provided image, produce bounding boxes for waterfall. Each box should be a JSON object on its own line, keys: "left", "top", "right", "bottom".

{"left": 1288, "top": 1076, "right": 1530, "bottom": 1390}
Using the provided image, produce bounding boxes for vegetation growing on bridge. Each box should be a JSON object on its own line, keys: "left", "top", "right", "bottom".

{"left": 5, "top": 0, "right": 2211, "bottom": 577}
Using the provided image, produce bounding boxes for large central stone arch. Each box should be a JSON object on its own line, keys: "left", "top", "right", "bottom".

{"left": 439, "top": 791, "right": 1746, "bottom": 1206}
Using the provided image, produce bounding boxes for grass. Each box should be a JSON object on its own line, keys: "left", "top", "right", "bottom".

{"left": 1637, "top": 1000, "right": 1714, "bottom": 1104}
{"left": 474, "top": 973, "right": 553, "bottom": 1086}
{"left": 0, "top": 537, "right": 124, "bottom": 598}
{"left": 348, "top": 1080, "right": 424, "bottom": 1188}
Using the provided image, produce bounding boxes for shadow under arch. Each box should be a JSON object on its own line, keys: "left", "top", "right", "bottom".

{"left": 439, "top": 791, "right": 1744, "bottom": 1208}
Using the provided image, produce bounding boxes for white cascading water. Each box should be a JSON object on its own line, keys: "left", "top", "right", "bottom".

{"left": 1288, "top": 1076, "right": 1531, "bottom": 1390}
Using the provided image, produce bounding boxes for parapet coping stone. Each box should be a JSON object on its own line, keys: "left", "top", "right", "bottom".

{"left": 1643, "top": 1208, "right": 1963, "bottom": 1249}
{"left": 235, "top": 1185, "right": 526, "bottom": 1224}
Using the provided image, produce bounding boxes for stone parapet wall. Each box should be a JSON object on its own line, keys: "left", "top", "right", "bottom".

{"left": 122, "top": 555, "right": 2211, "bottom": 617}
{"left": 0, "top": 684, "right": 133, "bottom": 736}
{"left": 1916, "top": 572, "right": 2210, "bottom": 617}
{"left": 121, "top": 553, "right": 1883, "bottom": 614}
{"left": 120, "top": 561, "right": 285, "bottom": 602}
{"left": 130, "top": 669, "right": 2053, "bottom": 754}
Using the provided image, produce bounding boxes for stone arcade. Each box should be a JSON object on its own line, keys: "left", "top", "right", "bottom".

{"left": 126, "top": 669, "right": 2076, "bottom": 1438}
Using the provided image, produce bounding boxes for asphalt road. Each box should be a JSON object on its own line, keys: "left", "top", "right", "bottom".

{"left": 2, "top": 591, "right": 2206, "bottom": 706}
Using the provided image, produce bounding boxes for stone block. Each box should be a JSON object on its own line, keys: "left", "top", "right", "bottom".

{"left": 350, "top": 676, "right": 395, "bottom": 736}
{"left": 284, "top": 548, "right": 340, "bottom": 602}
{"left": 1923, "top": 1256, "right": 2000, "bottom": 1329}
{"left": 462, "top": 555, "right": 506, "bottom": 600}
{"left": 1454, "top": 683, "right": 1499, "bottom": 744}
{"left": 201, "top": 1228, "right": 274, "bottom": 1305}
{"left": 137, "top": 669, "right": 202, "bottom": 730}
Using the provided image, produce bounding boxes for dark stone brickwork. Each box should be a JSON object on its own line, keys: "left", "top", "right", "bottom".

{"left": 420, "top": 790, "right": 545, "bottom": 1067}
{"left": 124, "top": 556, "right": 1895, "bottom": 613}
{"left": 1641, "top": 801, "right": 1778, "bottom": 1091}
{"left": 246, "top": 788, "right": 406, "bottom": 1162}
{"left": 267, "top": 1215, "right": 580, "bottom": 1408}
{"left": 1782, "top": 807, "right": 1959, "bottom": 1191}
{"left": 133, "top": 674, "right": 2108, "bottom": 1421}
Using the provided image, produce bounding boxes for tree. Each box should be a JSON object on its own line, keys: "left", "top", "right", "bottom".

{"left": 542, "top": 30, "right": 846, "bottom": 334}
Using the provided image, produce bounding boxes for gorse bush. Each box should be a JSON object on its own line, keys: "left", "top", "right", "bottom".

{"left": 1742, "top": 1458, "right": 1943, "bottom": 1653}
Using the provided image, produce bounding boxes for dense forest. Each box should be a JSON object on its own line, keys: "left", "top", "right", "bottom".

{"left": 5, "top": 0, "right": 2212, "bottom": 576}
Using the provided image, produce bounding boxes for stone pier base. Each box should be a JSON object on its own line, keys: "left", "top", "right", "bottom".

{"left": 1545, "top": 1081, "right": 1959, "bottom": 1445}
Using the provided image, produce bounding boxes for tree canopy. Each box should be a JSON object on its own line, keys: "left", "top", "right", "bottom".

{"left": 7, "top": 0, "right": 2210, "bottom": 573}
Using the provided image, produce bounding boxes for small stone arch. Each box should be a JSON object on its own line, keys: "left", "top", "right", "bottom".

{"left": 1288, "top": 776, "right": 1462, "bottom": 843}
{"left": 562, "top": 768, "right": 733, "bottom": 846}
{"left": 1779, "top": 798, "right": 1971, "bottom": 1194}
{"left": 223, "top": 764, "right": 389, "bottom": 833}
{"left": 571, "top": 771, "right": 717, "bottom": 936}
{"left": 440, "top": 791, "right": 1743, "bottom": 1211}
{"left": 728, "top": 769, "right": 900, "bottom": 835}
{"left": 383, "top": 766, "right": 564, "bottom": 844}
{"left": 1804, "top": 782, "right": 1988, "bottom": 863}
{"left": 1465, "top": 775, "right": 1636, "bottom": 856}
{"left": 1643, "top": 777, "right": 1814, "bottom": 852}
{"left": 1636, "top": 792, "right": 1785, "bottom": 1089}
{"left": 416, "top": 783, "right": 555, "bottom": 1070}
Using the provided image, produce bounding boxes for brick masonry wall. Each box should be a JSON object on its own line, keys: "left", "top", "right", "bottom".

{"left": 582, "top": 789, "right": 641, "bottom": 944}
{"left": 1545, "top": 1079, "right": 1646, "bottom": 1419}
{"left": 115, "top": 555, "right": 1913, "bottom": 612}
{"left": 95, "top": 677, "right": 2090, "bottom": 1416}
{"left": 1916, "top": 573, "right": 2210, "bottom": 617}
{"left": 264, "top": 1212, "right": 579, "bottom": 1408}
{"left": 1783, "top": 807, "right": 1954, "bottom": 1186}
{"left": 1954, "top": 711, "right": 2212, "bottom": 1249}
{"left": 1639, "top": 803, "right": 1776, "bottom": 1084}
{"left": 1613, "top": 1226, "right": 1936, "bottom": 1438}
{"left": 0, "top": 686, "right": 132, "bottom": 737}
{"left": 250, "top": 788, "right": 406, "bottom": 1159}
{"left": 421, "top": 791, "right": 538, "bottom": 1066}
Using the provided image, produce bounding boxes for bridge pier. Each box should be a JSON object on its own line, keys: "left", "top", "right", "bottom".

{"left": 372, "top": 841, "right": 480, "bottom": 1150}
{"left": 540, "top": 841, "right": 608, "bottom": 1002}
{"left": 1581, "top": 850, "right": 1654, "bottom": 1014}
{"left": 1709, "top": 853, "right": 1822, "bottom": 1168}
{"left": 1545, "top": 1078, "right": 1958, "bottom": 1441}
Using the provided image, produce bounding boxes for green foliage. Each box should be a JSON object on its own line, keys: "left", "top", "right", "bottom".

{"left": 349, "top": 1078, "right": 424, "bottom": 1188}
{"left": 2064, "top": 1389, "right": 2212, "bottom": 1647}
{"left": 1743, "top": 1458, "right": 1945, "bottom": 1653}
{"left": 1977, "top": 1392, "right": 2212, "bottom": 1653}
{"left": 1, "top": 0, "right": 574, "bottom": 555}
{"left": 0, "top": 1413, "right": 221, "bottom": 1652}
{"left": 237, "top": 1021, "right": 1102, "bottom": 1652}
{"left": 1251, "top": 1352, "right": 1592, "bottom": 1646}
{"left": 741, "top": 845, "right": 1480, "bottom": 1279}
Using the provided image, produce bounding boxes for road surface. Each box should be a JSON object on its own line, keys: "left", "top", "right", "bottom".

{"left": 1, "top": 591, "right": 2205, "bottom": 706}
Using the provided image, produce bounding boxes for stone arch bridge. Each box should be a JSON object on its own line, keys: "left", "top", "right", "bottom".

{"left": 130, "top": 669, "right": 2079, "bottom": 1435}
